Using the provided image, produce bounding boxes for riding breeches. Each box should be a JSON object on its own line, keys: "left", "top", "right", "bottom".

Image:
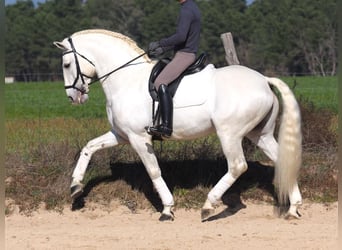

{"left": 154, "top": 51, "right": 196, "bottom": 90}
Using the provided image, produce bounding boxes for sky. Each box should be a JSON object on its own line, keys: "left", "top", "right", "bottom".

{"left": 5, "top": 0, "right": 46, "bottom": 5}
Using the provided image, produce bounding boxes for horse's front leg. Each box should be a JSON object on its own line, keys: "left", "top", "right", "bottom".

{"left": 70, "top": 130, "right": 126, "bottom": 199}
{"left": 129, "top": 134, "right": 174, "bottom": 221}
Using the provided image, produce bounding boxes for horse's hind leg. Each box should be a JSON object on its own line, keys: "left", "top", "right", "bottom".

{"left": 202, "top": 134, "right": 248, "bottom": 220}
{"left": 247, "top": 132, "right": 302, "bottom": 218}
{"left": 247, "top": 132, "right": 278, "bottom": 163}
{"left": 70, "top": 130, "right": 126, "bottom": 199}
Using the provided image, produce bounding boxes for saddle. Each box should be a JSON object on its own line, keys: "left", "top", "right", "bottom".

{"left": 148, "top": 53, "right": 207, "bottom": 101}
{"left": 147, "top": 53, "right": 207, "bottom": 139}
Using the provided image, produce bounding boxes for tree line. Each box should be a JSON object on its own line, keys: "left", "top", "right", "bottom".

{"left": 5, "top": 0, "right": 337, "bottom": 81}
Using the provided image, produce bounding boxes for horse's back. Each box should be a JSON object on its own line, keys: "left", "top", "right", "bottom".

{"left": 213, "top": 65, "right": 270, "bottom": 93}
{"left": 174, "top": 64, "right": 269, "bottom": 107}
{"left": 171, "top": 64, "right": 275, "bottom": 139}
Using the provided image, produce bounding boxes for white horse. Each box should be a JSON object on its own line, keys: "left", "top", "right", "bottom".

{"left": 54, "top": 29, "right": 302, "bottom": 221}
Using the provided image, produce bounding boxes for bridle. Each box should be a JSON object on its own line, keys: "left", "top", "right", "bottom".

{"left": 62, "top": 37, "right": 95, "bottom": 94}
{"left": 62, "top": 37, "right": 147, "bottom": 94}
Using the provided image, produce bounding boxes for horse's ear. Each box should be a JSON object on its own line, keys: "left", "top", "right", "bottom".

{"left": 53, "top": 41, "right": 68, "bottom": 51}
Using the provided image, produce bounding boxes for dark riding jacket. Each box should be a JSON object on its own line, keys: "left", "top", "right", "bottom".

{"left": 159, "top": 0, "right": 201, "bottom": 54}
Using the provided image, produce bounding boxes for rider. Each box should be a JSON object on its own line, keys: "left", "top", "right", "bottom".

{"left": 147, "top": 0, "right": 201, "bottom": 138}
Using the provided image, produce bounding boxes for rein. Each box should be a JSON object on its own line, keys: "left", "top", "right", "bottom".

{"left": 63, "top": 37, "right": 147, "bottom": 92}
{"left": 88, "top": 51, "right": 147, "bottom": 86}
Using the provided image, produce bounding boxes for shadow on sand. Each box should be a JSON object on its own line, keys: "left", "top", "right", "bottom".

{"left": 72, "top": 159, "right": 278, "bottom": 220}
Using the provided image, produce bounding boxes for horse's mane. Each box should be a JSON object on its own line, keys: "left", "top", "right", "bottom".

{"left": 72, "top": 29, "right": 150, "bottom": 61}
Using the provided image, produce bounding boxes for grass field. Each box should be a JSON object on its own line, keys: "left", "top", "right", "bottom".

{"left": 281, "top": 76, "right": 337, "bottom": 112}
{"left": 5, "top": 76, "right": 338, "bottom": 120}
{"left": 5, "top": 76, "right": 338, "bottom": 213}
{"left": 5, "top": 82, "right": 106, "bottom": 120}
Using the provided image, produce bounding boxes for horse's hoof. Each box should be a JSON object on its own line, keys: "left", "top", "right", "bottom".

{"left": 284, "top": 205, "right": 302, "bottom": 220}
{"left": 201, "top": 208, "right": 215, "bottom": 221}
{"left": 70, "top": 183, "right": 84, "bottom": 199}
{"left": 296, "top": 210, "right": 302, "bottom": 217}
{"left": 159, "top": 212, "right": 174, "bottom": 221}
{"left": 284, "top": 210, "right": 301, "bottom": 220}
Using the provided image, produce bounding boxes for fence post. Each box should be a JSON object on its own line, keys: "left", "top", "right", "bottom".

{"left": 220, "top": 32, "right": 240, "bottom": 65}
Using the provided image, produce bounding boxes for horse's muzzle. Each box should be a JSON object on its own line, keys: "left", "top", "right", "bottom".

{"left": 68, "top": 92, "right": 89, "bottom": 105}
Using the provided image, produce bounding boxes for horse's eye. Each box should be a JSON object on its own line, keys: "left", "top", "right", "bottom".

{"left": 64, "top": 63, "right": 70, "bottom": 68}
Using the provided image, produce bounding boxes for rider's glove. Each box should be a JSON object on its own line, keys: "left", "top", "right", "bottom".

{"left": 148, "top": 41, "right": 164, "bottom": 58}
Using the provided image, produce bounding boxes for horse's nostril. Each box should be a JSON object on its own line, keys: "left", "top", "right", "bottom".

{"left": 68, "top": 96, "right": 74, "bottom": 102}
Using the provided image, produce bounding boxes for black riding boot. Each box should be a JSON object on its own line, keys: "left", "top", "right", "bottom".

{"left": 148, "top": 84, "right": 173, "bottom": 138}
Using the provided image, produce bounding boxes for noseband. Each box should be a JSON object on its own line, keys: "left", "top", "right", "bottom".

{"left": 62, "top": 37, "right": 147, "bottom": 94}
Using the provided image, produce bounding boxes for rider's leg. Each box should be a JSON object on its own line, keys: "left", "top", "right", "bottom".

{"left": 148, "top": 84, "right": 173, "bottom": 137}
{"left": 148, "top": 51, "right": 195, "bottom": 137}
{"left": 153, "top": 51, "right": 196, "bottom": 90}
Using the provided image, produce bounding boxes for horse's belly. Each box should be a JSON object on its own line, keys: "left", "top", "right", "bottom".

{"left": 172, "top": 105, "right": 214, "bottom": 139}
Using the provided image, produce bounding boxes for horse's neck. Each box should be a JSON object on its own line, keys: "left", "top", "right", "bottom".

{"left": 98, "top": 54, "right": 154, "bottom": 99}
{"left": 93, "top": 41, "right": 144, "bottom": 74}
{"left": 86, "top": 37, "right": 153, "bottom": 97}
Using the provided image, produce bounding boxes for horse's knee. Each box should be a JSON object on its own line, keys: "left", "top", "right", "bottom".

{"left": 146, "top": 166, "right": 161, "bottom": 180}
{"left": 80, "top": 146, "right": 93, "bottom": 158}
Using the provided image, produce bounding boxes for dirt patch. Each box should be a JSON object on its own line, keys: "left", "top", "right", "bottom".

{"left": 6, "top": 200, "right": 338, "bottom": 250}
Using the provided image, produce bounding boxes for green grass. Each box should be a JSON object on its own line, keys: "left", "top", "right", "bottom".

{"left": 5, "top": 82, "right": 109, "bottom": 154}
{"left": 5, "top": 76, "right": 338, "bottom": 121}
{"left": 5, "top": 81, "right": 107, "bottom": 120}
{"left": 282, "top": 76, "right": 337, "bottom": 112}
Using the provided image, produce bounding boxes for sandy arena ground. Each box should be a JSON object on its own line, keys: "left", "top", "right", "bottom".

{"left": 5, "top": 200, "right": 338, "bottom": 250}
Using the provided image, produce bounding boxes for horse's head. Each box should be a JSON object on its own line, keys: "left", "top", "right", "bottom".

{"left": 54, "top": 37, "right": 96, "bottom": 104}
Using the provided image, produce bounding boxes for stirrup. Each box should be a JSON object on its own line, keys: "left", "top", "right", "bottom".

{"left": 147, "top": 125, "right": 172, "bottom": 138}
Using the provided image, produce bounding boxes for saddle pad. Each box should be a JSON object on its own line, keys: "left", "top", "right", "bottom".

{"left": 173, "top": 64, "right": 215, "bottom": 108}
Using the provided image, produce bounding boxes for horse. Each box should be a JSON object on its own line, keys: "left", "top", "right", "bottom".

{"left": 54, "top": 29, "right": 302, "bottom": 221}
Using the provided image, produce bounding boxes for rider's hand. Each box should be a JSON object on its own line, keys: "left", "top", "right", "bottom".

{"left": 148, "top": 41, "right": 164, "bottom": 58}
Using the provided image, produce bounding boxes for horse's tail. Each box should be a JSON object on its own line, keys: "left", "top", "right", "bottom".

{"left": 266, "top": 77, "right": 302, "bottom": 206}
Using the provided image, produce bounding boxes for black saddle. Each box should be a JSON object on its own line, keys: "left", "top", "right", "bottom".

{"left": 148, "top": 53, "right": 207, "bottom": 101}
